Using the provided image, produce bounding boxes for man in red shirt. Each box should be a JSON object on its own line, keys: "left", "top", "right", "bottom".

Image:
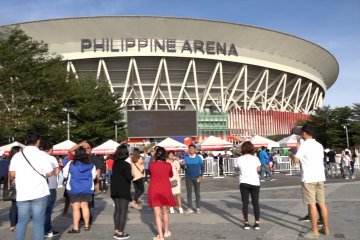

{"left": 106, "top": 155, "right": 114, "bottom": 184}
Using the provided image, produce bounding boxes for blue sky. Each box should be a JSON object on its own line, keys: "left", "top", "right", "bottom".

{"left": 0, "top": 0, "right": 359, "bottom": 108}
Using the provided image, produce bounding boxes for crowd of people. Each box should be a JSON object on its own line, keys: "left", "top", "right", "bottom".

{"left": 0, "top": 126, "right": 358, "bottom": 239}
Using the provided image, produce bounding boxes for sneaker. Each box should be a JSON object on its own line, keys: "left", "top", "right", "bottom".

{"left": 319, "top": 228, "right": 330, "bottom": 236}
{"left": 253, "top": 223, "right": 260, "bottom": 230}
{"left": 351, "top": 176, "right": 356, "bottom": 179}
{"left": 196, "top": 208, "right": 201, "bottom": 214}
{"left": 260, "top": 179, "right": 265, "bottom": 182}
{"left": 185, "top": 208, "right": 194, "bottom": 214}
{"left": 299, "top": 215, "right": 311, "bottom": 222}
{"left": 169, "top": 207, "right": 175, "bottom": 214}
{"left": 301, "top": 230, "right": 320, "bottom": 238}
{"left": 270, "top": 179, "right": 276, "bottom": 181}
{"left": 44, "top": 231, "right": 60, "bottom": 237}
{"left": 114, "top": 233, "right": 130, "bottom": 240}
{"left": 317, "top": 220, "right": 323, "bottom": 227}
{"left": 179, "top": 207, "right": 184, "bottom": 214}
{"left": 243, "top": 222, "right": 250, "bottom": 230}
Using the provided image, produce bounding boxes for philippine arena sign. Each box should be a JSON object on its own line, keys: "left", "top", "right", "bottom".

{"left": 80, "top": 38, "right": 239, "bottom": 56}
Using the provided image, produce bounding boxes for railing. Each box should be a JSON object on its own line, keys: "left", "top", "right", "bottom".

{"left": 178, "top": 155, "right": 359, "bottom": 177}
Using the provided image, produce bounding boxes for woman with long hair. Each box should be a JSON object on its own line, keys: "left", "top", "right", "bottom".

{"left": 167, "top": 150, "right": 183, "bottom": 214}
{"left": 234, "top": 141, "right": 261, "bottom": 230}
{"left": 7, "top": 146, "right": 22, "bottom": 232}
{"left": 130, "top": 148, "right": 145, "bottom": 210}
{"left": 63, "top": 147, "right": 96, "bottom": 233}
{"left": 111, "top": 144, "right": 134, "bottom": 240}
{"left": 148, "top": 147, "right": 176, "bottom": 240}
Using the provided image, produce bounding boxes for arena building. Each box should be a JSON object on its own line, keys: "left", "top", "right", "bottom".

{"left": 2, "top": 16, "right": 339, "bottom": 139}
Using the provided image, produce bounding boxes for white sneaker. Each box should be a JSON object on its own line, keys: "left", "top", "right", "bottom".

{"left": 196, "top": 208, "right": 201, "bottom": 214}
{"left": 351, "top": 176, "right": 356, "bottom": 179}
{"left": 179, "top": 207, "right": 184, "bottom": 214}
{"left": 185, "top": 209, "right": 194, "bottom": 214}
{"left": 270, "top": 179, "right": 276, "bottom": 181}
{"left": 169, "top": 207, "right": 175, "bottom": 214}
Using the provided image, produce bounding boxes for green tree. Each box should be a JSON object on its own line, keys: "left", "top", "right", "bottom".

{"left": 0, "top": 27, "right": 68, "bottom": 143}
{"left": 305, "top": 105, "right": 332, "bottom": 146}
{"left": 0, "top": 28, "right": 126, "bottom": 145}
{"left": 350, "top": 103, "right": 360, "bottom": 146}
{"left": 61, "top": 77, "right": 125, "bottom": 145}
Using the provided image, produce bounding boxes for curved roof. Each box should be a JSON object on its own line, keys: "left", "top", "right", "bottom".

{"left": 1, "top": 16, "right": 339, "bottom": 89}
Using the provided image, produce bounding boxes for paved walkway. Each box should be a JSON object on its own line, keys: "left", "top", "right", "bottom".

{"left": 0, "top": 173, "right": 359, "bottom": 240}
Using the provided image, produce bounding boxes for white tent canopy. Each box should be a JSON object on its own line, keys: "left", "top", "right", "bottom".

{"left": 52, "top": 140, "right": 76, "bottom": 155}
{"left": 249, "top": 135, "right": 279, "bottom": 149}
{"left": 277, "top": 134, "right": 298, "bottom": 148}
{"left": 92, "top": 139, "right": 120, "bottom": 155}
{"left": 199, "top": 136, "right": 233, "bottom": 151}
{"left": 0, "top": 141, "right": 26, "bottom": 154}
{"left": 156, "top": 137, "right": 188, "bottom": 151}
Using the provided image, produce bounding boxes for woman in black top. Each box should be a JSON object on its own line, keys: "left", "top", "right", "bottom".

{"left": 111, "top": 144, "right": 134, "bottom": 240}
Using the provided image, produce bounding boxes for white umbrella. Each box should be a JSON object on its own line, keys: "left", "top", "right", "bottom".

{"left": 249, "top": 135, "right": 279, "bottom": 148}
{"left": 277, "top": 134, "right": 298, "bottom": 148}
{"left": 0, "top": 141, "right": 26, "bottom": 155}
{"left": 92, "top": 139, "right": 120, "bottom": 155}
{"left": 52, "top": 140, "right": 76, "bottom": 155}
{"left": 199, "top": 136, "right": 233, "bottom": 151}
{"left": 156, "top": 137, "right": 188, "bottom": 151}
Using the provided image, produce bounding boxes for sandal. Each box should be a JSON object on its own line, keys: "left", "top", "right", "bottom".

{"left": 84, "top": 226, "right": 91, "bottom": 231}
{"left": 164, "top": 231, "right": 172, "bottom": 237}
{"left": 153, "top": 235, "right": 164, "bottom": 240}
{"left": 68, "top": 228, "right": 80, "bottom": 234}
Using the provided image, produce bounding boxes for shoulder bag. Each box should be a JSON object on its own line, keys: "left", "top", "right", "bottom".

{"left": 134, "top": 162, "right": 144, "bottom": 174}
{"left": 21, "top": 151, "right": 48, "bottom": 184}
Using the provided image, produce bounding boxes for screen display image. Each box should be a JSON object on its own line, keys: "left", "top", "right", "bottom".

{"left": 127, "top": 111, "right": 197, "bottom": 138}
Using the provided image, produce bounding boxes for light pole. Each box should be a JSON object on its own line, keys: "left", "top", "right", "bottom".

{"left": 114, "top": 120, "right": 119, "bottom": 142}
{"left": 342, "top": 124, "right": 349, "bottom": 148}
{"left": 62, "top": 108, "right": 74, "bottom": 140}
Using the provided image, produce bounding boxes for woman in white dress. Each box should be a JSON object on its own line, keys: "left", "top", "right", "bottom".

{"left": 167, "top": 151, "right": 183, "bottom": 214}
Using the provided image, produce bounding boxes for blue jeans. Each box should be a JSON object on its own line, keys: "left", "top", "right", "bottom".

{"left": 260, "top": 164, "right": 272, "bottom": 180}
{"left": 186, "top": 177, "right": 201, "bottom": 209}
{"left": 107, "top": 170, "right": 112, "bottom": 184}
{"left": 44, "top": 189, "right": 57, "bottom": 233}
{"left": 9, "top": 200, "right": 18, "bottom": 227}
{"left": 16, "top": 195, "right": 48, "bottom": 240}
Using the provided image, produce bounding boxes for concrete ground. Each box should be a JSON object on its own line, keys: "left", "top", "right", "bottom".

{"left": 0, "top": 172, "right": 359, "bottom": 240}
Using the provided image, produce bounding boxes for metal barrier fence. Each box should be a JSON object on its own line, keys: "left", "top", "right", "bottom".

{"left": 178, "top": 155, "right": 359, "bottom": 177}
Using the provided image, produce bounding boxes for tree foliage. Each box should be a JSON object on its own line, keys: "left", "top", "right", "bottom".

{"left": 302, "top": 104, "right": 360, "bottom": 148}
{"left": 0, "top": 28, "right": 125, "bottom": 145}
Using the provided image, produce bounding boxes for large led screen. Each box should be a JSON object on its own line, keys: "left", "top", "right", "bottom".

{"left": 127, "top": 111, "right": 197, "bottom": 138}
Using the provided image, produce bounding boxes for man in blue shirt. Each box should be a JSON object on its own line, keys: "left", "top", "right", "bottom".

{"left": 182, "top": 144, "right": 204, "bottom": 214}
{"left": 259, "top": 146, "right": 273, "bottom": 181}
{"left": 0, "top": 150, "right": 9, "bottom": 187}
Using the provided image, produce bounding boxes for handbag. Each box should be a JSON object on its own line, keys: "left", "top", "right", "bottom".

{"left": 3, "top": 186, "right": 16, "bottom": 201}
{"left": 63, "top": 162, "right": 72, "bottom": 184}
{"left": 170, "top": 179, "right": 178, "bottom": 188}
